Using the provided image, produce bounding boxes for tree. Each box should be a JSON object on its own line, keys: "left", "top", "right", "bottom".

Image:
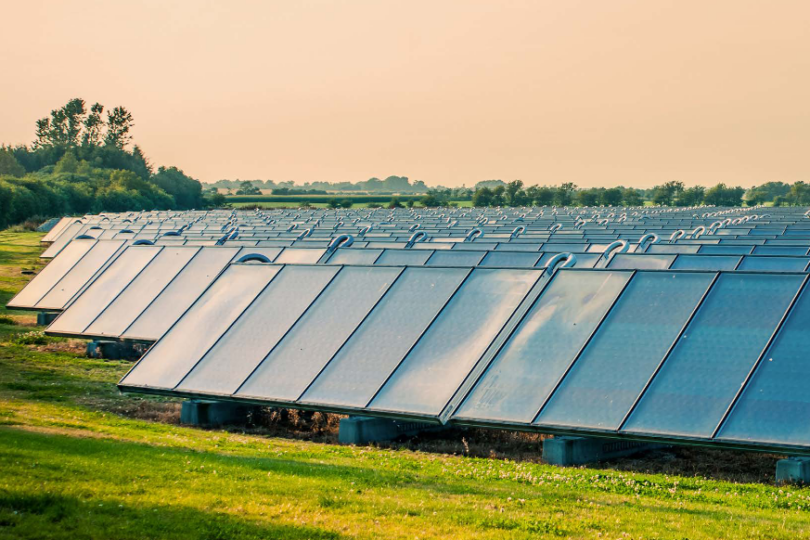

{"left": 554, "top": 182, "right": 577, "bottom": 206}
{"left": 652, "top": 181, "right": 684, "bottom": 206}
{"left": 703, "top": 183, "right": 745, "bottom": 206}
{"left": 676, "top": 186, "right": 705, "bottom": 206}
{"left": 622, "top": 188, "right": 643, "bottom": 206}
{"left": 151, "top": 166, "right": 204, "bottom": 208}
{"left": 505, "top": 180, "right": 524, "bottom": 206}
{"left": 788, "top": 182, "right": 810, "bottom": 206}
{"left": 104, "top": 106, "right": 134, "bottom": 149}
{"left": 82, "top": 103, "right": 104, "bottom": 146}
{"left": 327, "top": 198, "right": 340, "bottom": 208}
{"left": 472, "top": 187, "right": 493, "bottom": 207}
{"left": 235, "top": 180, "right": 261, "bottom": 196}
{"left": 601, "top": 187, "right": 623, "bottom": 206}
{"left": 53, "top": 151, "right": 79, "bottom": 174}
{"left": 576, "top": 188, "right": 599, "bottom": 207}
{"left": 388, "top": 197, "right": 403, "bottom": 208}
{"left": 0, "top": 148, "right": 25, "bottom": 177}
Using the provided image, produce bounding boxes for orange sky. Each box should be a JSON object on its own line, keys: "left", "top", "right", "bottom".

{"left": 2, "top": 0, "right": 809, "bottom": 187}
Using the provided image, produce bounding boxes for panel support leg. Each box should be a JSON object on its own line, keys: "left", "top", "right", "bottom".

{"left": 542, "top": 436, "right": 667, "bottom": 466}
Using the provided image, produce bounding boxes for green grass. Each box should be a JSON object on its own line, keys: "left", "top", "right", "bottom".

{"left": 1, "top": 231, "right": 810, "bottom": 538}
{"left": 228, "top": 200, "right": 473, "bottom": 209}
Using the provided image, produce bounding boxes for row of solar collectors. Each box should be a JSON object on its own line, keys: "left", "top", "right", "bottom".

{"left": 610, "top": 253, "right": 810, "bottom": 272}
{"left": 10, "top": 241, "right": 325, "bottom": 313}
{"left": 37, "top": 243, "right": 615, "bottom": 342}
{"left": 117, "top": 265, "right": 810, "bottom": 453}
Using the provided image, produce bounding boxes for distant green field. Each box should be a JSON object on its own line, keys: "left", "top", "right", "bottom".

{"left": 227, "top": 197, "right": 474, "bottom": 209}
{"left": 1, "top": 232, "right": 809, "bottom": 539}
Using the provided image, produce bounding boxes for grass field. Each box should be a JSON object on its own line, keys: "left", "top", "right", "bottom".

{"left": 2, "top": 231, "right": 810, "bottom": 538}
{"left": 227, "top": 200, "right": 474, "bottom": 209}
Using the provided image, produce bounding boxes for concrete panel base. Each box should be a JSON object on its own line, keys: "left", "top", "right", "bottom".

{"left": 776, "top": 457, "right": 810, "bottom": 485}
{"left": 37, "top": 312, "right": 59, "bottom": 326}
{"left": 86, "top": 340, "right": 144, "bottom": 361}
{"left": 543, "top": 436, "right": 666, "bottom": 466}
{"left": 180, "top": 400, "right": 261, "bottom": 427}
{"left": 338, "top": 416, "right": 447, "bottom": 445}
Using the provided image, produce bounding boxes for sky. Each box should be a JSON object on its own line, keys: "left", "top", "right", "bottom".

{"left": 2, "top": 0, "right": 809, "bottom": 188}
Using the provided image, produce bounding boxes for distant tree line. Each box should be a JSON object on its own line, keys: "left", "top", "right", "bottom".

{"left": 211, "top": 175, "right": 429, "bottom": 194}
{"left": 0, "top": 98, "right": 218, "bottom": 229}
{"left": 466, "top": 179, "right": 810, "bottom": 208}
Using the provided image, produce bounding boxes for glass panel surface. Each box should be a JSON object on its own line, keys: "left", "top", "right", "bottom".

{"left": 623, "top": 273, "right": 804, "bottom": 438}
{"left": 480, "top": 252, "right": 542, "bottom": 268}
{"left": 371, "top": 269, "right": 540, "bottom": 415}
{"left": 122, "top": 247, "right": 240, "bottom": 340}
{"left": 274, "top": 248, "right": 326, "bottom": 263}
{"left": 84, "top": 247, "right": 200, "bottom": 337}
{"left": 8, "top": 239, "right": 95, "bottom": 308}
{"left": 719, "top": 284, "right": 810, "bottom": 445}
{"left": 753, "top": 246, "right": 807, "bottom": 256}
{"left": 237, "top": 267, "right": 401, "bottom": 401}
{"left": 374, "top": 250, "right": 433, "bottom": 266}
{"left": 36, "top": 240, "right": 125, "bottom": 309}
{"left": 177, "top": 266, "right": 340, "bottom": 394}
{"left": 647, "top": 244, "right": 700, "bottom": 254}
{"left": 669, "top": 255, "right": 740, "bottom": 271}
{"left": 326, "top": 249, "right": 383, "bottom": 265}
{"left": 120, "top": 265, "right": 280, "bottom": 389}
{"left": 300, "top": 267, "right": 468, "bottom": 407}
{"left": 737, "top": 256, "right": 809, "bottom": 272}
{"left": 537, "top": 272, "right": 714, "bottom": 429}
{"left": 455, "top": 270, "right": 631, "bottom": 423}
{"left": 48, "top": 246, "right": 161, "bottom": 334}
{"left": 607, "top": 254, "right": 675, "bottom": 270}
{"left": 426, "top": 251, "right": 485, "bottom": 267}
{"left": 41, "top": 222, "right": 84, "bottom": 258}
{"left": 698, "top": 245, "right": 754, "bottom": 255}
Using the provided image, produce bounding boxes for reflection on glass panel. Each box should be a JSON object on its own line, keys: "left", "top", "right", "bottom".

{"left": 238, "top": 267, "right": 401, "bottom": 401}
{"left": 623, "top": 274, "right": 803, "bottom": 438}
{"left": 36, "top": 240, "right": 125, "bottom": 309}
{"left": 48, "top": 246, "right": 161, "bottom": 334}
{"left": 698, "top": 245, "right": 754, "bottom": 255}
{"left": 647, "top": 245, "right": 700, "bottom": 254}
{"left": 41, "top": 222, "right": 84, "bottom": 258}
{"left": 275, "top": 248, "right": 325, "bottom": 263}
{"left": 326, "top": 249, "right": 382, "bottom": 265}
{"left": 375, "top": 250, "right": 433, "bottom": 266}
{"left": 122, "top": 248, "right": 240, "bottom": 340}
{"left": 479, "top": 252, "right": 542, "bottom": 268}
{"left": 753, "top": 246, "right": 807, "bottom": 256}
{"left": 454, "top": 270, "right": 630, "bottom": 423}
{"left": 120, "top": 265, "right": 280, "bottom": 389}
{"left": 8, "top": 239, "right": 95, "bottom": 308}
{"left": 300, "top": 267, "right": 467, "bottom": 407}
{"left": 371, "top": 269, "right": 540, "bottom": 415}
{"left": 669, "top": 255, "right": 740, "bottom": 271}
{"left": 737, "top": 256, "right": 809, "bottom": 272}
{"left": 537, "top": 272, "right": 714, "bottom": 430}
{"left": 719, "top": 284, "right": 810, "bottom": 445}
{"left": 426, "top": 251, "right": 485, "bottom": 267}
{"left": 607, "top": 254, "right": 675, "bottom": 270}
{"left": 85, "top": 247, "right": 200, "bottom": 337}
{"left": 177, "top": 266, "right": 340, "bottom": 394}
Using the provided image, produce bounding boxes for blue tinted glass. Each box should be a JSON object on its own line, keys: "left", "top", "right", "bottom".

{"left": 375, "top": 250, "right": 433, "bottom": 266}
{"left": 426, "top": 251, "right": 485, "bottom": 266}
{"left": 698, "top": 245, "right": 754, "bottom": 255}
{"left": 670, "top": 255, "right": 740, "bottom": 271}
{"left": 753, "top": 246, "right": 808, "bottom": 256}
{"left": 719, "top": 283, "right": 810, "bottom": 445}
{"left": 647, "top": 244, "right": 700, "bottom": 254}
{"left": 480, "top": 252, "right": 542, "bottom": 268}
{"left": 370, "top": 269, "right": 540, "bottom": 415}
{"left": 300, "top": 267, "right": 467, "bottom": 407}
{"left": 623, "top": 274, "right": 803, "bottom": 438}
{"left": 607, "top": 254, "right": 675, "bottom": 270}
{"left": 537, "top": 272, "right": 714, "bottom": 430}
{"left": 737, "top": 256, "right": 809, "bottom": 272}
{"left": 454, "top": 271, "right": 631, "bottom": 423}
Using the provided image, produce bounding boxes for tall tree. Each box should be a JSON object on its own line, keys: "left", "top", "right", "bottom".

{"left": 82, "top": 103, "right": 104, "bottom": 146}
{"left": 104, "top": 106, "right": 134, "bottom": 149}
